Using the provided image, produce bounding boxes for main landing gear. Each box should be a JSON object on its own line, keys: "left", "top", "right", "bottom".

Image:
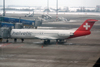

{"left": 6, "top": 39, "right": 8, "bottom": 43}
{"left": 0, "top": 38, "right": 2, "bottom": 43}
{"left": 21, "top": 39, "right": 24, "bottom": 42}
{"left": 43, "top": 40, "right": 50, "bottom": 44}
{"left": 56, "top": 39, "right": 65, "bottom": 44}
{"left": 43, "top": 39, "right": 66, "bottom": 44}
{"left": 14, "top": 38, "right": 17, "bottom": 42}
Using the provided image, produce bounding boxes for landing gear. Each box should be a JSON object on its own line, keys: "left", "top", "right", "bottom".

{"left": 35, "top": 26, "right": 37, "bottom": 29}
{"left": 14, "top": 38, "right": 17, "bottom": 42}
{"left": 56, "top": 39, "right": 58, "bottom": 43}
{"left": 21, "top": 39, "right": 24, "bottom": 42}
{"left": 44, "top": 40, "right": 47, "bottom": 44}
{"left": 43, "top": 39, "right": 66, "bottom": 44}
{"left": 47, "top": 40, "right": 50, "bottom": 44}
{"left": 59, "top": 39, "right": 64, "bottom": 43}
{"left": 56, "top": 39, "right": 65, "bottom": 44}
{"left": 0, "top": 38, "right": 2, "bottom": 43}
{"left": 6, "top": 39, "right": 8, "bottom": 43}
{"left": 43, "top": 40, "right": 50, "bottom": 44}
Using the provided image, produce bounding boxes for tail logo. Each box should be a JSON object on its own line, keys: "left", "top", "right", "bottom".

{"left": 83, "top": 23, "right": 90, "bottom": 30}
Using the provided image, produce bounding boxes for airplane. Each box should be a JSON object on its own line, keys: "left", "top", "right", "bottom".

{"left": 10, "top": 19, "right": 98, "bottom": 44}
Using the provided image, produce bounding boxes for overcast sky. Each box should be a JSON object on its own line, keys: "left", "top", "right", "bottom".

{"left": 0, "top": 0, "right": 100, "bottom": 7}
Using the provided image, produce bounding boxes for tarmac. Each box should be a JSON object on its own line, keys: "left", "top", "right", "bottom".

{"left": 0, "top": 13, "right": 100, "bottom": 67}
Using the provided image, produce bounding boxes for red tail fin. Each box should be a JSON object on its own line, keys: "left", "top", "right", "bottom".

{"left": 71, "top": 19, "right": 98, "bottom": 38}
{"left": 76, "top": 19, "right": 98, "bottom": 31}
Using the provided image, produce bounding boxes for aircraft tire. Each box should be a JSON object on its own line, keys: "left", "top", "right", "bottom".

{"left": 56, "top": 39, "right": 58, "bottom": 43}
{"left": 0, "top": 38, "right": 2, "bottom": 43}
{"left": 58, "top": 39, "right": 64, "bottom": 43}
{"left": 44, "top": 41, "right": 47, "bottom": 44}
{"left": 21, "top": 39, "right": 24, "bottom": 42}
{"left": 47, "top": 40, "right": 50, "bottom": 44}
{"left": 6, "top": 39, "right": 8, "bottom": 43}
{"left": 14, "top": 39, "right": 17, "bottom": 42}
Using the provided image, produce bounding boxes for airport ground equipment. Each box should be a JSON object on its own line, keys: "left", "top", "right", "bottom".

{"left": 42, "top": 15, "right": 52, "bottom": 20}
{"left": 0, "top": 25, "right": 23, "bottom": 42}
{"left": 14, "top": 23, "right": 23, "bottom": 29}
{"left": 0, "top": 27, "right": 11, "bottom": 42}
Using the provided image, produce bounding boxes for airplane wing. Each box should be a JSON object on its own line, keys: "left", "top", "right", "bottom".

{"left": 34, "top": 36, "right": 57, "bottom": 40}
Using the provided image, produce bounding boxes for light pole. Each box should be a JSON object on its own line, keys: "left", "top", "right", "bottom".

{"left": 47, "top": 0, "right": 49, "bottom": 15}
{"left": 3, "top": 0, "right": 5, "bottom": 16}
{"left": 56, "top": 0, "right": 58, "bottom": 21}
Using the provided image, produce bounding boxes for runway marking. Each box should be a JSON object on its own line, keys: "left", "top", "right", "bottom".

{"left": 0, "top": 43, "right": 11, "bottom": 47}
{"left": 13, "top": 44, "right": 24, "bottom": 49}
{"left": 8, "top": 44, "right": 24, "bottom": 49}
{"left": 17, "top": 58, "right": 80, "bottom": 64}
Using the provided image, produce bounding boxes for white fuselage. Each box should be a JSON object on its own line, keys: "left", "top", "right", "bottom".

{"left": 10, "top": 29, "right": 76, "bottom": 39}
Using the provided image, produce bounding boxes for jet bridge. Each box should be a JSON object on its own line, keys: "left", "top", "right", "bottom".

{"left": 0, "top": 16, "right": 43, "bottom": 42}
{"left": 0, "top": 16, "right": 42, "bottom": 28}
{"left": 0, "top": 22, "right": 23, "bottom": 29}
